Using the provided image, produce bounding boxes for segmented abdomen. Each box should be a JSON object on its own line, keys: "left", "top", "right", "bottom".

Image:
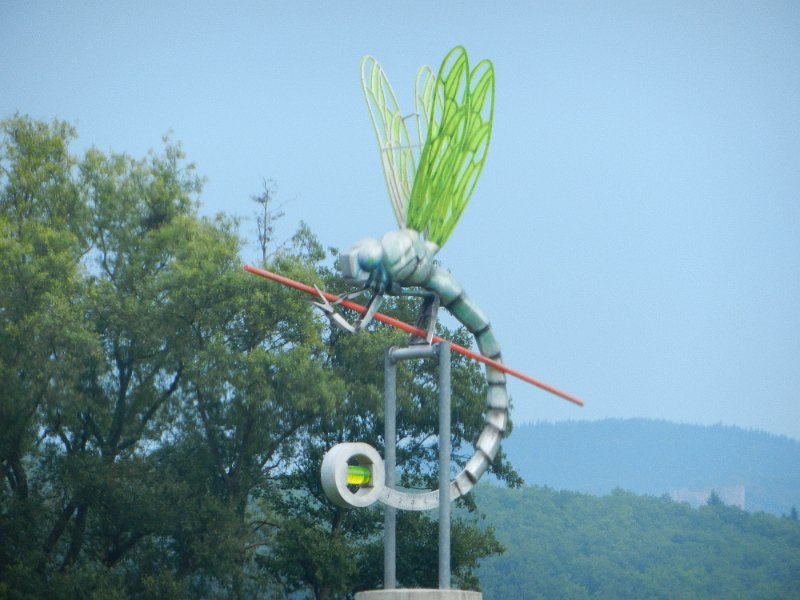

{"left": 425, "top": 266, "right": 509, "bottom": 500}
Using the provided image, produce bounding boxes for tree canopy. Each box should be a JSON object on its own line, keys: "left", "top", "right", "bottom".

{"left": 476, "top": 485, "right": 800, "bottom": 599}
{"left": 0, "top": 115, "right": 515, "bottom": 599}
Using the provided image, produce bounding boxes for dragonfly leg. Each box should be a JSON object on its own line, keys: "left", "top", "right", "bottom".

{"left": 329, "top": 287, "right": 370, "bottom": 305}
{"left": 312, "top": 286, "right": 385, "bottom": 334}
{"left": 355, "top": 291, "right": 384, "bottom": 331}
{"left": 410, "top": 292, "right": 440, "bottom": 344}
{"left": 312, "top": 285, "right": 358, "bottom": 333}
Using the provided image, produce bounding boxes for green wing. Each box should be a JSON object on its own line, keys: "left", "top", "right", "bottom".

{"left": 361, "top": 56, "right": 433, "bottom": 228}
{"left": 361, "top": 55, "right": 414, "bottom": 227}
{"left": 414, "top": 63, "right": 436, "bottom": 169}
{"left": 407, "top": 46, "right": 495, "bottom": 248}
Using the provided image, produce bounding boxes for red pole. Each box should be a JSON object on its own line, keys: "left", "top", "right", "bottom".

{"left": 244, "top": 265, "right": 584, "bottom": 407}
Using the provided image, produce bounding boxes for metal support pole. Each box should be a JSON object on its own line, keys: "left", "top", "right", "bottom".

{"left": 384, "top": 344, "right": 436, "bottom": 589}
{"left": 438, "top": 341, "right": 451, "bottom": 589}
{"left": 383, "top": 349, "right": 396, "bottom": 590}
{"left": 390, "top": 345, "right": 439, "bottom": 362}
{"left": 384, "top": 343, "right": 450, "bottom": 590}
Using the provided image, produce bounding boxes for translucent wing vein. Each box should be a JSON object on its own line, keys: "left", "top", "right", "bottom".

{"left": 361, "top": 56, "right": 414, "bottom": 228}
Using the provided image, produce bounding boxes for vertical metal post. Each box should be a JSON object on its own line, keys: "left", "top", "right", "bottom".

{"left": 438, "top": 341, "right": 451, "bottom": 589}
{"left": 384, "top": 343, "right": 450, "bottom": 589}
{"left": 383, "top": 349, "right": 396, "bottom": 590}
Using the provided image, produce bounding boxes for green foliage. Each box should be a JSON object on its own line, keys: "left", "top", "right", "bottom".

{"left": 0, "top": 115, "right": 334, "bottom": 598}
{"left": 476, "top": 485, "right": 800, "bottom": 599}
{"left": 0, "top": 116, "right": 512, "bottom": 599}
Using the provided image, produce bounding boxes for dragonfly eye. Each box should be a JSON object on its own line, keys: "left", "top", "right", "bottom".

{"left": 357, "top": 239, "right": 383, "bottom": 271}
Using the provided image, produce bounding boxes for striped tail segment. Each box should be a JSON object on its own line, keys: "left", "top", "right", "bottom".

{"left": 427, "top": 267, "right": 509, "bottom": 500}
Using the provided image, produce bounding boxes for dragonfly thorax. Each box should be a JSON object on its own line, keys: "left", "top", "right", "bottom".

{"left": 338, "top": 229, "right": 438, "bottom": 292}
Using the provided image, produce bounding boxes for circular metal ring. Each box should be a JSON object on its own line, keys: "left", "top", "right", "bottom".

{"left": 321, "top": 442, "right": 385, "bottom": 508}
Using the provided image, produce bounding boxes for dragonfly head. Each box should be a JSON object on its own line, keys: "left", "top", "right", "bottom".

{"left": 338, "top": 237, "right": 386, "bottom": 289}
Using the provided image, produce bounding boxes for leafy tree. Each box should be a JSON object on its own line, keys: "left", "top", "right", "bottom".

{"left": 1, "top": 116, "right": 94, "bottom": 595}
{"left": 476, "top": 485, "right": 800, "bottom": 599}
{"left": 1, "top": 115, "right": 515, "bottom": 599}
{"left": 0, "top": 116, "right": 334, "bottom": 598}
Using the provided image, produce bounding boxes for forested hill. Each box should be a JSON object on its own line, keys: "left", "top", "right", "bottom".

{"left": 474, "top": 485, "right": 800, "bottom": 599}
{"left": 502, "top": 419, "right": 800, "bottom": 515}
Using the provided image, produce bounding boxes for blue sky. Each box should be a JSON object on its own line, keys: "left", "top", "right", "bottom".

{"left": 2, "top": 2, "right": 798, "bottom": 439}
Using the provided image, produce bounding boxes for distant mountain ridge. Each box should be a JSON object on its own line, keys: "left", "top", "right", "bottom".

{"left": 502, "top": 419, "right": 800, "bottom": 515}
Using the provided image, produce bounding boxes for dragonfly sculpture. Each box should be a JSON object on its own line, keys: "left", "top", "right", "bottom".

{"left": 314, "top": 46, "right": 509, "bottom": 507}
{"left": 316, "top": 46, "right": 495, "bottom": 340}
